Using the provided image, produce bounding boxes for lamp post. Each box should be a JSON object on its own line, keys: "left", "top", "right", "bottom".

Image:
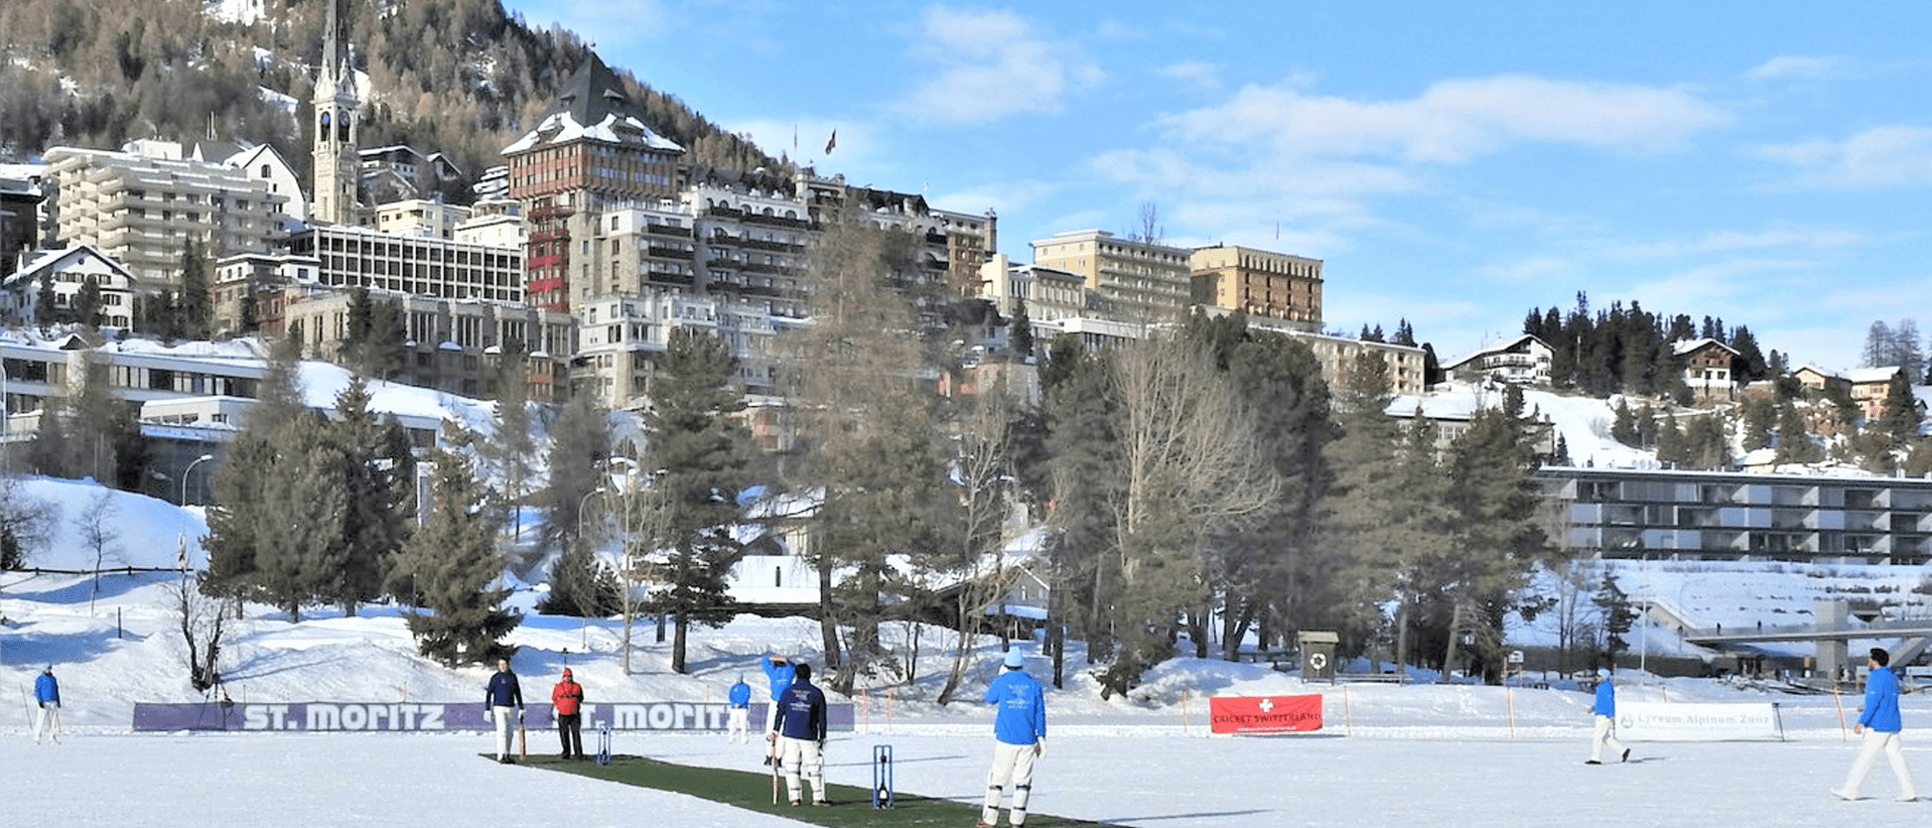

{"left": 181, "top": 453, "right": 215, "bottom": 506}
{"left": 577, "top": 487, "right": 608, "bottom": 543}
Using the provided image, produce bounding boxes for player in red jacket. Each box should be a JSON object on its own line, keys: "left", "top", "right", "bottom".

{"left": 552, "top": 667, "right": 587, "bottom": 760}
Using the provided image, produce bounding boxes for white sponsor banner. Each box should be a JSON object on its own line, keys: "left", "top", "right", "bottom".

{"left": 1615, "top": 701, "right": 1782, "bottom": 741}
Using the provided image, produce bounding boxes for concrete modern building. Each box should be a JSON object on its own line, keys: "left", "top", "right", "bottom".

{"left": 283, "top": 223, "right": 524, "bottom": 304}
{"left": 1538, "top": 466, "right": 1932, "bottom": 565}
{"left": 42, "top": 142, "right": 290, "bottom": 286}
{"left": 1030, "top": 229, "right": 1192, "bottom": 321}
{"left": 1189, "top": 243, "right": 1322, "bottom": 332}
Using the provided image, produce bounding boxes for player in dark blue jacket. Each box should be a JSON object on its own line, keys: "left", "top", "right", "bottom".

{"left": 773, "top": 662, "right": 829, "bottom": 806}
{"left": 484, "top": 658, "right": 524, "bottom": 763}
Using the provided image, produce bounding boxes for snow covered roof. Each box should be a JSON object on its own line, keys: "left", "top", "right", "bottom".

{"left": 501, "top": 55, "right": 683, "bottom": 155}
{"left": 1440, "top": 334, "right": 1550, "bottom": 371}
{"left": 1846, "top": 365, "right": 1902, "bottom": 384}
{"left": 1672, "top": 338, "right": 1738, "bottom": 357}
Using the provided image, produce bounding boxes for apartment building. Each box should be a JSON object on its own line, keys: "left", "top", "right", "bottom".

{"left": 1030, "top": 229, "right": 1192, "bottom": 321}
{"left": 978, "top": 253, "right": 1089, "bottom": 323}
{"left": 574, "top": 292, "right": 777, "bottom": 410}
{"left": 1538, "top": 466, "right": 1932, "bottom": 565}
{"left": 43, "top": 142, "right": 290, "bottom": 286}
{"left": 502, "top": 54, "right": 686, "bottom": 312}
{"left": 1189, "top": 243, "right": 1322, "bottom": 332}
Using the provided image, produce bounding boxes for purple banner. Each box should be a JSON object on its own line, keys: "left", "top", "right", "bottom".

{"left": 133, "top": 702, "right": 854, "bottom": 733}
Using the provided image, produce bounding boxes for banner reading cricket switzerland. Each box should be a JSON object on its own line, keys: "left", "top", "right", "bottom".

{"left": 1208, "top": 694, "right": 1323, "bottom": 734}
{"left": 1614, "top": 701, "right": 1783, "bottom": 741}
{"left": 133, "top": 702, "right": 854, "bottom": 733}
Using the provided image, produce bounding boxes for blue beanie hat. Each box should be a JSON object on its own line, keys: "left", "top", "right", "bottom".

{"left": 1003, "top": 648, "right": 1025, "bottom": 668}
{"left": 1597, "top": 667, "right": 1611, "bottom": 678}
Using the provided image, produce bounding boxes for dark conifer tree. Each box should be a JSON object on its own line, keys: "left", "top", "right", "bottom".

{"left": 643, "top": 328, "right": 754, "bottom": 674}
{"left": 393, "top": 442, "right": 520, "bottom": 666}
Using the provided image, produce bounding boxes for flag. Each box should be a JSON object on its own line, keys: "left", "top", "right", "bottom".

{"left": 825, "top": 129, "right": 837, "bottom": 155}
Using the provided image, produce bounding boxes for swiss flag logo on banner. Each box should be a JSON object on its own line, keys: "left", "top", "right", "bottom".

{"left": 1208, "top": 694, "right": 1323, "bottom": 734}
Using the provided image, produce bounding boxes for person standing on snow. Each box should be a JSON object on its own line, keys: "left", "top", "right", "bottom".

{"left": 773, "top": 662, "right": 829, "bottom": 807}
{"left": 552, "top": 667, "right": 586, "bottom": 761}
{"left": 1586, "top": 667, "right": 1630, "bottom": 765}
{"left": 33, "top": 665, "right": 61, "bottom": 743}
{"left": 760, "top": 654, "right": 796, "bottom": 764}
{"left": 1833, "top": 647, "right": 1918, "bottom": 801}
{"left": 981, "top": 647, "right": 1047, "bottom": 828}
{"left": 727, "top": 674, "right": 753, "bottom": 744}
{"left": 484, "top": 658, "right": 525, "bottom": 763}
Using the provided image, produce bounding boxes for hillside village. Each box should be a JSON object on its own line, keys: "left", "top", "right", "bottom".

{"left": 2, "top": 0, "right": 1932, "bottom": 700}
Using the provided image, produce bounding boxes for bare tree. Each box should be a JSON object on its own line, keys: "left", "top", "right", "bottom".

{"left": 936, "top": 377, "right": 1023, "bottom": 704}
{"left": 77, "top": 490, "right": 122, "bottom": 614}
{"left": 1098, "top": 332, "right": 1278, "bottom": 696}
{"left": 1129, "top": 201, "right": 1163, "bottom": 244}
{"left": 171, "top": 568, "right": 235, "bottom": 692}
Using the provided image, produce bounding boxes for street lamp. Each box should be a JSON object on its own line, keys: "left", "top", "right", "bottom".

{"left": 181, "top": 453, "right": 215, "bottom": 506}
{"left": 577, "top": 487, "right": 608, "bottom": 541}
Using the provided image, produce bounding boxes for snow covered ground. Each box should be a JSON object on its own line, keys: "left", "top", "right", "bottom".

{"left": 5, "top": 476, "right": 1931, "bottom": 826}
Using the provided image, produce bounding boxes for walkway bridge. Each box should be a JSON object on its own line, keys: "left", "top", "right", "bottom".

{"left": 1629, "top": 597, "right": 1932, "bottom": 680}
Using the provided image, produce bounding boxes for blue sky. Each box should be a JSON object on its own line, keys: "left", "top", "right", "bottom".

{"left": 501, "top": 1, "right": 1932, "bottom": 372}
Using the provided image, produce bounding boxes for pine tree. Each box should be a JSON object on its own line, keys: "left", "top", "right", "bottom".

{"left": 1039, "top": 335, "right": 1119, "bottom": 686}
{"left": 1592, "top": 571, "right": 1637, "bottom": 665}
{"left": 641, "top": 328, "right": 753, "bottom": 674}
{"left": 534, "top": 389, "right": 610, "bottom": 562}
{"left": 178, "top": 237, "right": 210, "bottom": 341}
{"left": 203, "top": 337, "right": 310, "bottom": 603}
{"left": 1436, "top": 385, "right": 1551, "bottom": 680}
{"left": 393, "top": 442, "right": 520, "bottom": 666}
{"left": 1009, "top": 298, "right": 1035, "bottom": 362}
{"left": 328, "top": 375, "right": 413, "bottom": 616}
{"left": 1610, "top": 399, "right": 1638, "bottom": 446}
{"left": 1773, "top": 401, "right": 1823, "bottom": 465}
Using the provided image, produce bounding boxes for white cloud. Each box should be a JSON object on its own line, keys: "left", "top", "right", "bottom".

{"left": 1744, "top": 55, "right": 1851, "bottom": 82}
{"left": 1481, "top": 256, "right": 1577, "bottom": 284}
{"left": 1156, "top": 60, "right": 1222, "bottom": 92}
{"left": 889, "top": 7, "right": 1104, "bottom": 126}
{"left": 1757, "top": 126, "right": 1932, "bottom": 189}
{"left": 1617, "top": 225, "right": 1868, "bottom": 258}
{"left": 1160, "top": 74, "right": 1728, "bottom": 164}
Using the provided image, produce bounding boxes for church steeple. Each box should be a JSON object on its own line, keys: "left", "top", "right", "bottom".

{"left": 312, "top": 0, "right": 359, "bottom": 226}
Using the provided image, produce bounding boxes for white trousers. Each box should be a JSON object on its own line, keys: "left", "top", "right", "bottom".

{"left": 34, "top": 704, "right": 59, "bottom": 742}
{"left": 1589, "top": 715, "right": 1627, "bottom": 762}
{"left": 492, "top": 706, "right": 517, "bottom": 759}
{"left": 728, "top": 707, "right": 750, "bottom": 743}
{"left": 777, "top": 736, "right": 825, "bottom": 804}
{"left": 983, "top": 740, "right": 1040, "bottom": 827}
{"left": 1840, "top": 728, "right": 1917, "bottom": 798}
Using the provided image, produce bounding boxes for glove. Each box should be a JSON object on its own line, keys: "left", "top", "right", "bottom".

{"left": 1034, "top": 738, "right": 1046, "bottom": 758}
{"left": 816, "top": 738, "right": 826, "bottom": 751}
{"left": 518, "top": 708, "right": 526, "bottom": 724}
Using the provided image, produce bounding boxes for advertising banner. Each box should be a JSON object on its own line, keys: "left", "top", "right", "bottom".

{"left": 1208, "top": 694, "right": 1323, "bottom": 734}
{"left": 1615, "top": 701, "right": 1782, "bottom": 741}
{"left": 133, "top": 701, "right": 852, "bottom": 733}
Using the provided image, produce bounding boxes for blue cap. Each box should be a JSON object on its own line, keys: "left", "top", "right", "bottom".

{"left": 1597, "top": 667, "right": 1611, "bottom": 678}
{"left": 1003, "top": 648, "right": 1025, "bottom": 668}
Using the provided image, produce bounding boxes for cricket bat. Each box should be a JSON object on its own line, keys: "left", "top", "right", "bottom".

{"left": 518, "top": 720, "right": 527, "bottom": 761}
